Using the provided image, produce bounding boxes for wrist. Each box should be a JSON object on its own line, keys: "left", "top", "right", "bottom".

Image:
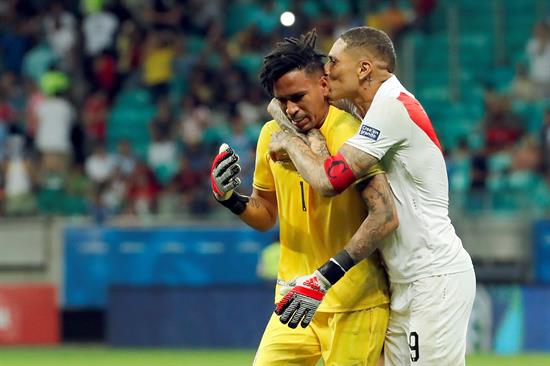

{"left": 317, "top": 249, "right": 356, "bottom": 286}
{"left": 215, "top": 191, "right": 249, "bottom": 215}
{"left": 214, "top": 190, "right": 233, "bottom": 201}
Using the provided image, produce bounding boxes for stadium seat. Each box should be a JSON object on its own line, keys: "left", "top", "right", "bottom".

{"left": 115, "top": 88, "right": 152, "bottom": 107}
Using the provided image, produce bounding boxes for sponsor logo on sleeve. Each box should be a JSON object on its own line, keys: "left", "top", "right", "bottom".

{"left": 359, "top": 125, "right": 380, "bottom": 141}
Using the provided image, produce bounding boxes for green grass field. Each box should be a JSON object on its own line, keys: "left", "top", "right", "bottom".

{"left": 1, "top": 347, "right": 549, "bottom": 365}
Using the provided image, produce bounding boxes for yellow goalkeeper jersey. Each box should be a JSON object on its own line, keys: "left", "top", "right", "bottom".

{"left": 253, "top": 105, "right": 389, "bottom": 312}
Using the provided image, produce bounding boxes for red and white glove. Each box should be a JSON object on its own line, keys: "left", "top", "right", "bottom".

{"left": 274, "top": 249, "right": 357, "bottom": 329}
{"left": 210, "top": 143, "right": 249, "bottom": 215}
{"left": 275, "top": 270, "right": 331, "bottom": 328}
{"left": 210, "top": 143, "right": 241, "bottom": 201}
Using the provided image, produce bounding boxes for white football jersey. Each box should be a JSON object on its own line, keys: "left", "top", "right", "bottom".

{"left": 346, "top": 75, "right": 473, "bottom": 283}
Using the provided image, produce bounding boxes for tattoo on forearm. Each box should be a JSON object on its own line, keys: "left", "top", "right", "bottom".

{"left": 248, "top": 197, "right": 261, "bottom": 209}
{"left": 285, "top": 135, "right": 329, "bottom": 190}
{"left": 343, "top": 146, "right": 378, "bottom": 178}
{"left": 307, "top": 130, "right": 330, "bottom": 159}
{"left": 346, "top": 175, "right": 396, "bottom": 262}
{"left": 315, "top": 143, "right": 330, "bottom": 160}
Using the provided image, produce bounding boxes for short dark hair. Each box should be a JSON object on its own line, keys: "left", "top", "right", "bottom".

{"left": 340, "top": 27, "right": 396, "bottom": 73}
{"left": 259, "top": 29, "right": 325, "bottom": 97}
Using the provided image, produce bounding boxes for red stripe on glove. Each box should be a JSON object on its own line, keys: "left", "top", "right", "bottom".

{"left": 210, "top": 150, "right": 230, "bottom": 197}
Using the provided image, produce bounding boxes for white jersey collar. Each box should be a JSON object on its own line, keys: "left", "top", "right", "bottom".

{"left": 372, "top": 75, "right": 406, "bottom": 104}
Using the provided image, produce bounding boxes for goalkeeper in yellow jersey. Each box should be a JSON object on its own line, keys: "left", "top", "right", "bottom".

{"left": 210, "top": 30, "right": 398, "bottom": 365}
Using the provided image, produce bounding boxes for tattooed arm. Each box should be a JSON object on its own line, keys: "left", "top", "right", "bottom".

{"left": 270, "top": 173, "right": 397, "bottom": 327}
{"left": 306, "top": 129, "right": 330, "bottom": 159}
{"left": 269, "top": 130, "right": 379, "bottom": 197}
{"left": 344, "top": 173, "right": 398, "bottom": 262}
{"left": 238, "top": 188, "right": 278, "bottom": 232}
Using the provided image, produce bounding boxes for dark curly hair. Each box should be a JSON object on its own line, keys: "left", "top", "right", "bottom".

{"left": 259, "top": 29, "right": 325, "bottom": 97}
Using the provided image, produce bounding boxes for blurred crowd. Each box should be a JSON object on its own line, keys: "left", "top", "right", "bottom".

{"left": 447, "top": 19, "right": 550, "bottom": 214}
{"left": 0, "top": 0, "right": 548, "bottom": 221}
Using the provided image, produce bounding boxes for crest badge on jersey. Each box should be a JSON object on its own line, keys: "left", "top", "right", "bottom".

{"left": 359, "top": 125, "right": 380, "bottom": 141}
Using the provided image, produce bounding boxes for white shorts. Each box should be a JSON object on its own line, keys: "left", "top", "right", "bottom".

{"left": 384, "top": 269, "right": 476, "bottom": 366}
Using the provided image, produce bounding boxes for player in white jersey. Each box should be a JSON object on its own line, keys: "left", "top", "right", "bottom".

{"left": 268, "top": 27, "right": 475, "bottom": 366}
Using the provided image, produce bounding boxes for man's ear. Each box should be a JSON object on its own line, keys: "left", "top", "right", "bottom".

{"left": 358, "top": 59, "right": 372, "bottom": 81}
{"left": 320, "top": 74, "right": 330, "bottom": 97}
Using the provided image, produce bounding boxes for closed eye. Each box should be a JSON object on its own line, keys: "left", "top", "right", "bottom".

{"left": 289, "top": 94, "right": 304, "bottom": 103}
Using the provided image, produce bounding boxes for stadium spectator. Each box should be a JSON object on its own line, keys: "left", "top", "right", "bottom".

{"left": 0, "top": 74, "right": 19, "bottom": 141}
{"left": 82, "top": 1, "right": 119, "bottom": 83}
{"left": 469, "top": 149, "right": 490, "bottom": 209}
{"left": 102, "top": 167, "right": 127, "bottom": 214}
{"left": 43, "top": 1, "right": 77, "bottom": 70}
{"left": 183, "top": 140, "right": 210, "bottom": 178}
{"left": 483, "top": 95, "right": 524, "bottom": 152}
{"left": 367, "top": 0, "right": 413, "bottom": 43}
{"left": 142, "top": 30, "right": 175, "bottom": 100}
{"left": 0, "top": 116, "right": 8, "bottom": 161}
{"left": 89, "top": 184, "right": 109, "bottom": 224}
{"left": 70, "top": 117, "right": 87, "bottom": 167}
{"left": 145, "top": 0, "right": 184, "bottom": 31}
{"left": 166, "top": 155, "right": 204, "bottom": 215}
{"left": 64, "top": 163, "right": 92, "bottom": 215}
{"left": 82, "top": 89, "right": 109, "bottom": 143}
{"left": 148, "top": 131, "right": 178, "bottom": 185}
{"left": 93, "top": 50, "right": 118, "bottom": 96}
{"left": 3, "top": 135, "right": 35, "bottom": 215}
{"left": 541, "top": 108, "right": 550, "bottom": 176}
{"left": 148, "top": 97, "right": 177, "bottom": 183}
{"left": 22, "top": 41, "right": 56, "bottom": 83}
{"left": 82, "top": 1, "right": 118, "bottom": 58}
{"left": 0, "top": 0, "right": 546, "bottom": 220}
{"left": 512, "top": 136, "right": 541, "bottom": 173}
{"left": 35, "top": 71, "right": 73, "bottom": 173}
{"left": 112, "top": 139, "right": 137, "bottom": 178}
{"left": 150, "top": 96, "right": 175, "bottom": 140}
{"left": 115, "top": 20, "right": 142, "bottom": 85}
{"left": 226, "top": 112, "right": 256, "bottom": 187}
{"left": 37, "top": 157, "right": 66, "bottom": 214}
{"left": 85, "top": 143, "right": 114, "bottom": 185}
{"left": 412, "top": 0, "right": 438, "bottom": 33}
{"left": 127, "top": 161, "right": 159, "bottom": 215}
{"left": 23, "top": 79, "right": 44, "bottom": 146}
{"left": 237, "top": 87, "right": 265, "bottom": 127}
{"left": 526, "top": 21, "right": 550, "bottom": 98}
{"left": 447, "top": 138, "right": 472, "bottom": 192}
{"left": 508, "top": 63, "right": 537, "bottom": 102}
{"left": 0, "top": 19, "right": 33, "bottom": 76}
{"left": 178, "top": 97, "right": 208, "bottom": 147}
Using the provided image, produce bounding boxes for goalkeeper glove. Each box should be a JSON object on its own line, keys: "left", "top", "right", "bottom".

{"left": 275, "top": 270, "right": 330, "bottom": 329}
{"left": 275, "top": 249, "right": 355, "bottom": 328}
{"left": 210, "top": 143, "right": 248, "bottom": 215}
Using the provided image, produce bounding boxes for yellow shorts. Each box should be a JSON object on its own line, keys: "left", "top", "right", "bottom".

{"left": 254, "top": 304, "right": 389, "bottom": 366}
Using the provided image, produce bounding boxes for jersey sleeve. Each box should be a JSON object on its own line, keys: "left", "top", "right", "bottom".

{"left": 345, "top": 97, "right": 409, "bottom": 160}
{"left": 364, "top": 162, "right": 384, "bottom": 179}
{"left": 352, "top": 162, "right": 385, "bottom": 190}
{"left": 326, "top": 108, "right": 385, "bottom": 180}
{"left": 252, "top": 122, "right": 276, "bottom": 191}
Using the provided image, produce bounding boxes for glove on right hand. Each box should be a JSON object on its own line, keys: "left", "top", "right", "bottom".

{"left": 210, "top": 143, "right": 241, "bottom": 200}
